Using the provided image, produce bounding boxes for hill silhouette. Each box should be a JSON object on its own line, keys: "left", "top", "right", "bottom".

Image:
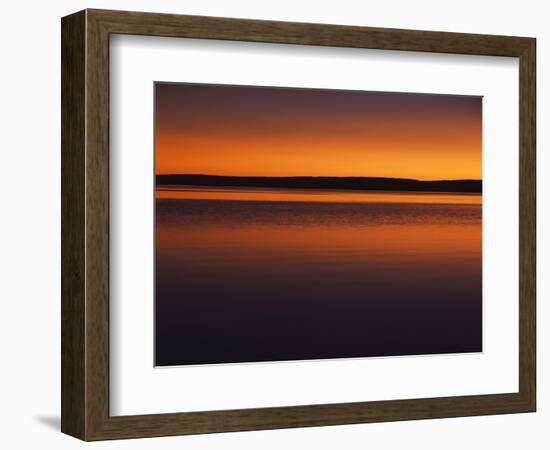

{"left": 156, "top": 174, "right": 481, "bottom": 193}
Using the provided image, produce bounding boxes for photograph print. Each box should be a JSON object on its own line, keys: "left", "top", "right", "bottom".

{"left": 154, "top": 83, "right": 482, "bottom": 367}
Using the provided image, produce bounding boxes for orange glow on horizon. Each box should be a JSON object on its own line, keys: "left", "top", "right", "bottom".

{"left": 155, "top": 84, "right": 482, "bottom": 181}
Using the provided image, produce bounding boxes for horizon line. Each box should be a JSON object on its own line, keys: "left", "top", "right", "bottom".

{"left": 156, "top": 173, "right": 482, "bottom": 183}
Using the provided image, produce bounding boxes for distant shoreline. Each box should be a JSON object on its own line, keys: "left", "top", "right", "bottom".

{"left": 156, "top": 174, "right": 482, "bottom": 193}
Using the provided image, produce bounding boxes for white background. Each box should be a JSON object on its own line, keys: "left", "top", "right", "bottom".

{"left": 0, "top": 0, "right": 547, "bottom": 449}
{"left": 110, "top": 35, "right": 519, "bottom": 415}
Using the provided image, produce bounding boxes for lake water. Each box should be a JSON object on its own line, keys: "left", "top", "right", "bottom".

{"left": 155, "top": 187, "right": 482, "bottom": 366}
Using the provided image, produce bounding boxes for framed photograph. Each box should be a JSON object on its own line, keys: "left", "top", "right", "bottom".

{"left": 61, "top": 9, "right": 536, "bottom": 440}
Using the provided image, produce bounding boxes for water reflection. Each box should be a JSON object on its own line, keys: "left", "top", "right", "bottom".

{"left": 157, "top": 185, "right": 482, "bottom": 205}
{"left": 155, "top": 188, "right": 482, "bottom": 366}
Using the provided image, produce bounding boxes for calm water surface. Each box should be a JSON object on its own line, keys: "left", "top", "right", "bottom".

{"left": 155, "top": 187, "right": 482, "bottom": 366}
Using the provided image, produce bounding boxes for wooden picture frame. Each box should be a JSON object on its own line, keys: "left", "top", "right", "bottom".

{"left": 61, "top": 9, "right": 536, "bottom": 441}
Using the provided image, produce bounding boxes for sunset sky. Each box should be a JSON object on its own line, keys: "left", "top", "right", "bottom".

{"left": 155, "top": 83, "right": 482, "bottom": 180}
